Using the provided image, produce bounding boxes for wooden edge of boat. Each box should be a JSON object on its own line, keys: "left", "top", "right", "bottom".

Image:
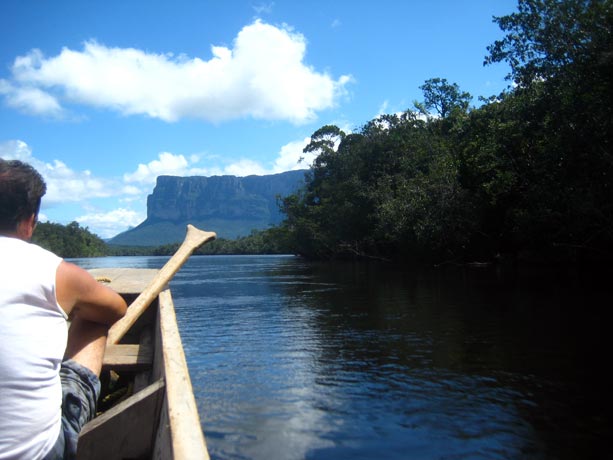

{"left": 76, "top": 268, "right": 210, "bottom": 460}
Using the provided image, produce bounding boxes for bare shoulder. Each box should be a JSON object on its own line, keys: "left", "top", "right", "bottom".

{"left": 56, "top": 261, "right": 127, "bottom": 324}
{"left": 57, "top": 260, "right": 91, "bottom": 281}
{"left": 56, "top": 261, "right": 94, "bottom": 309}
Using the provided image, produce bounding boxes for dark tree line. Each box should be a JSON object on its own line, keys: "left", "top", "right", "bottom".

{"left": 33, "top": 221, "right": 108, "bottom": 258}
{"left": 31, "top": 221, "right": 290, "bottom": 258}
{"left": 278, "top": 0, "right": 612, "bottom": 265}
{"left": 138, "top": 227, "right": 293, "bottom": 257}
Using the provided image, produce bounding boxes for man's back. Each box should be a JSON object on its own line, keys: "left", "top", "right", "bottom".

{"left": 1, "top": 159, "right": 128, "bottom": 459}
{"left": 0, "top": 236, "right": 67, "bottom": 460}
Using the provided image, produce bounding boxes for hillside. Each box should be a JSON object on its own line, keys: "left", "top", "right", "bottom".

{"left": 108, "top": 170, "right": 306, "bottom": 246}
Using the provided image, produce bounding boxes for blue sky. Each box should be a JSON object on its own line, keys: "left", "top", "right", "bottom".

{"left": 0, "top": 0, "right": 516, "bottom": 238}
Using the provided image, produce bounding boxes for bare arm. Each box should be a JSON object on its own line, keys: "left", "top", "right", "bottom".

{"left": 56, "top": 261, "right": 127, "bottom": 326}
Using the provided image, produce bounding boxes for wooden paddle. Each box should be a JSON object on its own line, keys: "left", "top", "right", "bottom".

{"left": 107, "top": 224, "right": 216, "bottom": 345}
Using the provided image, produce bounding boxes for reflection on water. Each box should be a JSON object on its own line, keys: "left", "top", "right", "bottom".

{"left": 74, "top": 255, "right": 611, "bottom": 460}
{"left": 70, "top": 255, "right": 169, "bottom": 270}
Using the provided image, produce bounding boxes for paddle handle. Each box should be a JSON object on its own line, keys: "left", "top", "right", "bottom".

{"left": 107, "top": 224, "right": 216, "bottom": 345}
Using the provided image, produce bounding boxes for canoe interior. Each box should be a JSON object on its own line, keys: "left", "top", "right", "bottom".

{"left": 76, "top": 268, "right": 209, "bottom": 460}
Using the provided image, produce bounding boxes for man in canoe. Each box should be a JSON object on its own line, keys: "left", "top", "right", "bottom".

{"left": 0, "top": 159, "right": 128, "bottom": 460}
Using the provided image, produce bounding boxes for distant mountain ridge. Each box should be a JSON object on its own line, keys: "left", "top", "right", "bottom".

{"left": 109, "top": 170, "right": 307, "bottom": 246}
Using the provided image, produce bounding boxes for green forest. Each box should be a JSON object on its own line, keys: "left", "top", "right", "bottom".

{"left": 32, "top": 222, "right": 292, "bottom": 258}
{"left": 33, "top": 221, "right": 109, "bottom": 258}
{"left": 34, "top": 0, "right": 612, "bottom": 266}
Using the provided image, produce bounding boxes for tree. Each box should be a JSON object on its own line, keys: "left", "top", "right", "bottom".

{"left": 415, "top": 78, "right": 472, "bottom": 119}
{"left": 303, "top": 124, "right": 346, "bottom": 169}
{"left": 33, "top": 221, "right": 108, "bottom": 257}
{"left": 485, "top": 0, "right": 613, "bottom": 87}
{"left": 482, "top": 0, "right": 613, "bottom": 260}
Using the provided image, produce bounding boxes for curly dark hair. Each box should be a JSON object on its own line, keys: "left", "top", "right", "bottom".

{"left": 0, "top": 159, "right": 47, "bottom": 232}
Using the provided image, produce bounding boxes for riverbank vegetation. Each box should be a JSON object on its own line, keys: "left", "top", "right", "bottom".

{"left": 115, "top": 227, "right": 293, "bottom": 257}
{"left": 33, "top": 221, "right": 108, "bottom": 258}
{"left": 278, "top": 0, "right": 612, "bottom": 265}
{"left": 32, "top": 222, "right": 290, "bottom": 258}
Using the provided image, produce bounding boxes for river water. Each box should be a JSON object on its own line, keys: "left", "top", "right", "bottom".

{"left": 73, "top": 255, "right": 611, "bottom": 460}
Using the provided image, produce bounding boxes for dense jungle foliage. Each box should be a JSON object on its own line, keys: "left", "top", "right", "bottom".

{"left": 110, "top": 227, "right": 292, "bottom": 257}
{"left": 33, "top": 222, "right": 289, "bottom": 258}
{"left": 278, "top": 0, "right": 613, "bottom": 265}
{"left": 33, "top": 221, "right": 108, "bottom": 258}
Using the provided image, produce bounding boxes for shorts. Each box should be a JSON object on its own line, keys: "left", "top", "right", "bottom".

{"left": 42, "top": 360, "right": 101, "bottom": 460}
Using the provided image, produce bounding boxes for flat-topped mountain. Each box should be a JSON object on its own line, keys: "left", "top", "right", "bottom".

{"left": 108, "top": 170, "right": 306, "bottom": 246}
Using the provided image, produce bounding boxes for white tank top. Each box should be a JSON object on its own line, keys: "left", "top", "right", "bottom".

{"left": 0, "top": 236, "right": 67, "bottom": 460}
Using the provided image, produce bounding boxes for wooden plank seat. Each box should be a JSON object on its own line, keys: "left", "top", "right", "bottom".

{"left": 102, "top": 343, "right": 153, "bottom": 372}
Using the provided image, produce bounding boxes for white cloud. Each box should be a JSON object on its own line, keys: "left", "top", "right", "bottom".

{"left": 272, "top": 137, "right": 314, "bottom": 172}
{"left": 0, "top": 80, "right": 63, "bottom": 117}
{"left": 76, "top": 208, "right": 146, "bottom": 239}
{"left": 123, "top": 152, "right": 189, "bottom": 184}
{"left": 43, "top": 160, "right": 114, "bottom": 204}
{"left": 123, "top": 152, "right": 215, "bottom": 185}
{"left": 0, "top": 139, "right": 32, "bottom": 161}
{"left": 124, "top": 135, "right": 315, "bottom": 185}
{"left": 0, "top": 139, "right": 123, "bottom": 205}
{"left": 121, "top": 185, "right": 142, "bottom": 196}
{"left": 1, "top": 21, "right": 351, "bottom": 123}
{"left": 252, "top": 2, "right": 274, "bottom": 15}
{"left": 223, "top": 158, "right": 268, "bottom": 176}
{"left": 1, "top": 139, "right": 147, "bottom": 237}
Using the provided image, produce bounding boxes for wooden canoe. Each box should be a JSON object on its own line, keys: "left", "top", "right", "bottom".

{"left": 76, "top": 267, "right": 210, "bottom": 460}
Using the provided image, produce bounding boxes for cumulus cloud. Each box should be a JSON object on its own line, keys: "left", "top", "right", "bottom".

{"left": 123, "top": 152, "right": 190, "bottom": 184}
{"left": 1, "top": 21, "right": 351, "bottom": 123}
{"left": 123, "top": 152, "right": 214, "bottom": 185}
{"left": 0, "top": 139, "right": 122, "bottom": 205}
{"left": 0, "top": 80, "right": 63, "bottom": 117}
{"left": 1, "top": 140, "right": 148, "bottom": 237}
{"left": 123, "top": 151, "right": 270, "bottom": 184}
{"left": 0, "top": 139, "right": 32, "bottom": 161}
{"left": 124, "top": 135, "right": 316, "bottom": 186}
{"left": 272, "top": 137, "right": 314, "bottom": 172}
{"left": 223, "top": 158, "right": 268, "bottom": 176}
{"left": 76, "top": 208, "right": 146, "bottom": 239}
